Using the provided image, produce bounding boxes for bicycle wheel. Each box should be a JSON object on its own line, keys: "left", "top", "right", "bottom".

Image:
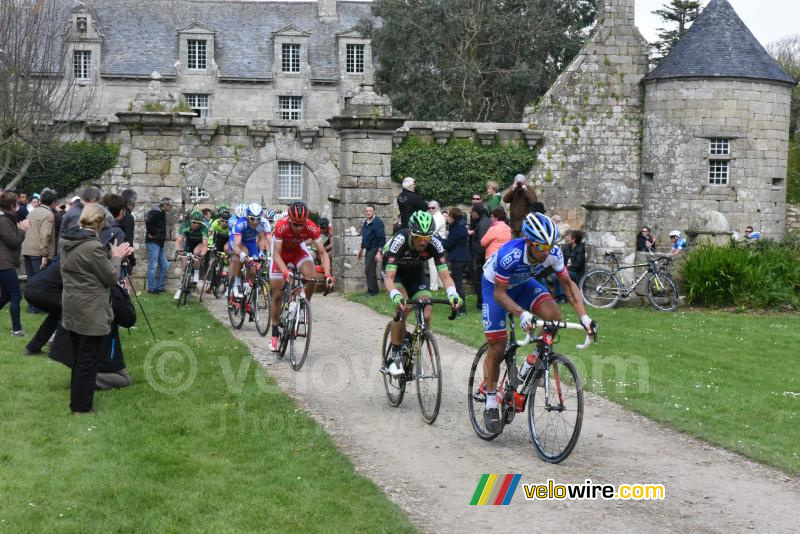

{"left": 645, "top": 272, "right": 679, "bottom": 312}
{"left": 527, "top": 354, "right": 583, "bottom": 463}
{"left": 289, "top": 299, "right": 312, "bottom": 371}
{"left": 253, "top": 280, "right": 271, "bottom": 337}
{"left": 182, "top": 267, "right": 192, "bottom": 306}
{"left": 213, "top": 261, "right": 227, "bottom": 299}
{"left": 580, "top": 269, "right": 622, "bottom": 309}
{"left": 467, "top": 343, "right": 510, "bottom": 441}
{"left": 277, "top": 295, "right": 291, "bottom": 359}
{"left": 380, "top": 322, "right": 405, "bottom": 407}
{"left": 227, "top": 279, "right": 245, "bottom": 329}
{"left": 199, "top": 259, "right": 215, "bottom": 303}
{"left": 176, "top": 266, "right": 190, "bottom": 307}
{"left": 416, "top": 331, "right": 442, "bottom": 424}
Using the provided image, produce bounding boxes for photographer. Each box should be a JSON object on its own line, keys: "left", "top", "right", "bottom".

{"left": 502, "top": 174, "right": 538, "bottom": 238}
{"left": 637, "top": 225, "right": 656, "bottom": 252}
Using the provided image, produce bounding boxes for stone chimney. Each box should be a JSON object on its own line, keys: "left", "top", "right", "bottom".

{"left": 597, "top": 0, "right": 635, "bottom": 26}
{"left": 318, "top": 0, "right": 337, "bottom": 20}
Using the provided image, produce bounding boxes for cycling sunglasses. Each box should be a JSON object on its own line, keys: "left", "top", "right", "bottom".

{"left": 411, "top": 233, "right": 432, "bottom": 242}
{"left": 531, "top": 242, "right": 552, "bottom": 252}
{"left": 247, "top": 215, "right": 260, "bottom": 222}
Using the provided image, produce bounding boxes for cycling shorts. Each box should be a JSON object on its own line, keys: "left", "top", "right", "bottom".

{"left": 270, "top": 246, "right": 314, "bottom": 280}
{"left": 185, "top": 239, "right": 203, "bottom": 253}
{"left": 481, "top": 277, "right": 554, "bottom": 341}
{"left": 213, "top": 238, "right": 227, "bottom": 252}
{"left": 229, "top": 234, "right": 260, "bottom": 258}
{"left": 387, "top": 264, "right": 431, "bottom": 299}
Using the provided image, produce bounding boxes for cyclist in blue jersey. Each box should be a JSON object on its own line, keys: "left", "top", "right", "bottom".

{"left": 230, "top": 203, "right": 272, "bottom": 298}
{"left": 481, "top": 212, "right": 596, "bottom": 433}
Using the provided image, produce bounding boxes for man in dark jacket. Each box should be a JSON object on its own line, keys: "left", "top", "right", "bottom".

{"left": 468, "top": 203, "right": 491, "bottom": 310}
{"left": 357, "top": 204, "right": 386, "bottom": 296}
{"left": 553, "top": 230, "right": 586, "bottom": 302}
{"left": 23, "top": 256, "right": 63, "bottom": 355}
{"left": 442, "top": 207, "right": 470, "bottom": 317}
{"left": 119, "top": 189, "right": 137, "bottom": 273}
{"left": 502, "top": 174, "right": 538, "bottom": 237}
{"left": 50, "top": 282, "right": 136, "bottom": 389}
{"left": 396, "top": 177, "right": 428, "bottom": 229}
{"left": 60, "top": 186, "right": 102, "bottom": 237}
{"left": 145, "top": 197, "right": 172, "bottom": 293}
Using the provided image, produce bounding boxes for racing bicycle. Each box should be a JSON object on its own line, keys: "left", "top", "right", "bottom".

{"left": 175, "top": 251, "right": 199, "bottom": 307}
{"left": 227, "top": 257, "right": 270, "bottom": 334}
{"left": 468, "top": 314, "right": 595, "bottom": 463}
{"left": 200, "top": 250, "right": 229, "bottom": 302}
{"left": 579, "top": 252, "right": 679, "bottom": 312}
{"left": 274, "top": 264, "right": 325, "bottom": 371}
{"left": 380, "top": 299, "right": 457, "bottom": 425}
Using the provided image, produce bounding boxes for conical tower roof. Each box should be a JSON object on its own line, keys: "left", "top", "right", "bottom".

{"left": 644, "top": 0, "right": 795, "bottom": 84}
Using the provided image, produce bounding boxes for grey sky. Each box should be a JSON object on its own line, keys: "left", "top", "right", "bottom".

{"left": 635, "top": 0, "right": 800, "bottom": 46}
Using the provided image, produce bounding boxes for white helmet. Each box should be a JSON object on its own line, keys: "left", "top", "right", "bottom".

{"left": 247, "top": 203, "right": 263, "bottom": 218}
{"left": 234, "top": 203, "right": 248, "bottom": 218}
{"left": 669, "top": 230, "right": 681, "bottom": 238}
{"left": 522, "top": 212, "right": 559, "bottom": 246}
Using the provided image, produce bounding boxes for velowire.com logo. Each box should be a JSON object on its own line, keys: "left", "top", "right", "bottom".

{"left": 470, "top": 474, "right": 522, "bottom": 506}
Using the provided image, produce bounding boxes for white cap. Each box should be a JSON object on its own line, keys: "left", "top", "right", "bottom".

{"left": 514, "top": 173, "right": 526, "bottom": 184}
{"left": 669, "top": 230, "right": 681, "bottom": 238}
{"left": 70, "top": 196, "right": 81, "bottom": 203}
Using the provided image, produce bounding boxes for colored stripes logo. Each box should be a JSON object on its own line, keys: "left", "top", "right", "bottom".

{"left": 470, "top": 474, "right": 522, "bottom": 505}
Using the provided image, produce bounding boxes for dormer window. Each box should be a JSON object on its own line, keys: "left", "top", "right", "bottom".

{"left": 272, "top": 25, "right": 310, "bottom": 77}
{"left": 336, "top": 28, "right": 372, "bottom": 79}
{"left": 73, "top": 50, "right": 91, "bottom": 81}
{"left": 282, "top": 43, "right": 301, "bottom": 73}
{"left": 187, "top": 39, "right": 207, "bottom": 70}
{"left": 346, "top": 44, "right": 364, "bottom": 74}
{"left": 77, "top": 16, "right": 87, "bottom": 33}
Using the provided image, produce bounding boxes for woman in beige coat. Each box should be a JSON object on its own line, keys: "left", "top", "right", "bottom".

{"left": 60, "top": 204, "right": 133, "bottom": 414}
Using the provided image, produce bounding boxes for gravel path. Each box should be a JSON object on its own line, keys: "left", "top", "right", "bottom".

{"left": 205, "top": 294, "right": 799, "bottom": 533}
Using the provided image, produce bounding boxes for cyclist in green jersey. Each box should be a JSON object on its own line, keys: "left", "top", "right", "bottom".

{"left": 175, "top": 210, "right": 209, "bottom": 297}
{"left": 208, "top": 205, "right": 231, "bottom": 253}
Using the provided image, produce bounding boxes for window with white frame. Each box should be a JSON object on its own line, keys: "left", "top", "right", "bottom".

{"left": 346, "top": 43, "right": 365, "bottom": 73}
{"left": 187, "top": 39, "right": 207, "bottom": 70}
{"left": 184, "top": 93, "right": 210, "bottom": 118}
{"left": 708, "top": 160, "right": 729, "bottom": 185}
{"left": 189, "top": 186, "right": 209, "bottom": 201}
{"left": 709, "top": 139, "right": 730, "bottom": 156}
{"left": 73, "top": 50, "right": 91, "bottom": 81}
{"left": 277, "top": 161, "right": 303, "bottom": 200}
{"left": 278, "top": 96, "right": 302, "bottom": 120}
{"left": 282, "top": 43, "right": 301, "bottom": 73}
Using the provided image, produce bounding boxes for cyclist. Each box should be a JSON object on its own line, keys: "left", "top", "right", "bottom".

{"left": 269, "top": 201, "right": 334, "bottom": 352}
{"left": 382, "top": 210, "right": 463, "bottom": 376}
{"left": 208, "top": 204, "right": 231, "bottom": 254}
{"left": 174, "top": 209, "right": 209, "bottom": 300}
{"left": 480, "top": 212, "right": 596, "bottom": 433}
{"left": 230, "top": 203, "right": 272, "bottom": 299}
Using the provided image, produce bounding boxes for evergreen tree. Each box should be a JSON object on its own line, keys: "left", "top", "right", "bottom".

{"left": 651, "top": 0, "right": 701, "bottom": 65}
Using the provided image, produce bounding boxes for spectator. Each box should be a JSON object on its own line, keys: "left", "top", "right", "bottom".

{"left": 23, "top": 256, "right": 63, "bottom": 355}
{"left": 27, "top": 194, "right": 40, "bottom": 213}
{"left": 480, "top": 206, "right": 512, "bottom": 259}
{"left": 637, "top": 225, "right": 656, "bottom": 252}
{"left": 553, "top": 230, "right": 586, "bottom": 303}
{"left": 119, "top": 189, "right": 137, "bottom": 276}
{"left": 744, "top": 226, "right": 761, "bottom": 240}
{"left": 145, "top": 197, "right": 173, "bottom": 294}
{"left": 552, "top": 214, "right": 570, "bottom": 246}
{"left": 470, "top": 192, "right": 484, "bottom": 206}
{"left": 669, "top": 230, "right": 686, "bottom": 255}
{"left": 397, "top": 177, "right": 428, "bottom": 229}
{"left": 50, "top": 281, "right": 136, "bottom": 390}
{"left": 1, "top": 192, "right": 30, "bottom": 337}
{"left": 15, "top": 192, "right": 29, "bottom": 222}
{"left": 21, "top": 188, "right": 57, "bottom": 284}
{"left": 357, "top": 204, "right": 386, "bottom": 297}
{"left": 468, "top": 203, "right": 491, "bottom": 310}
{"left": 60, "top": 203, "right": 133, "bottom": 414}
{"left": 442, "top": 207, "right": 470, "bottom": 317}
{"left": 53, "top": 196, "right": 66, "bottom": 252}
{"left": 486, "top": 181, "right": 502, "bottom": 212}
{"left": 318, "top": 217, "right": 333, "bottom": 255}
{"left": 427, "top": 201, "right": 447, "bottom": 291}
{"left": 202, "top": 208, "right": 213, "bottom": 223}
{"left": 532, "top": 201, "right": 546, "bottom": 214}
{"left": 502, "top": 174, "right": 538, "bottom": 237}
{"left": 61, "top": 185, "right": 102, "bottom": 237}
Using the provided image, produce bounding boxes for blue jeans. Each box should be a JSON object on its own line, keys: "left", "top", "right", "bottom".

{"left": 0, "top": 268, "right": 22, "bottom": 331}
{"left": 552, "top": 270, "right": 581, "bottom": 299}
{"left": 146, "top": 242, "right": 169, "bottom": 291}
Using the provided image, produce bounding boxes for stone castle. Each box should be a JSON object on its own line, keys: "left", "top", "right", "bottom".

{"left": 54, "top": 0, "right": 795, "bottom": 290}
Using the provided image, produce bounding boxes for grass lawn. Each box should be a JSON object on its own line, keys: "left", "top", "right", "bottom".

{"left": 349, "top": 292, "right": 800, "bottom": 475}
{"left": 0, "top": 295, "right": 415, "bottom": 533}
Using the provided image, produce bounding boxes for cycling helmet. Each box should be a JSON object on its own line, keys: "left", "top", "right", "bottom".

{"left": 247, "top": 203, "right": 264, "bottom": 218}
{"left": 234, "top": 203, "right": 248, "bottom": 218}
{"left": 669, "top": 230, "right": 681, "bottom": 238}
{"left": 216, "top": 203, "right": 229, "bottom": 214}
{"left": 265, "top": 209, "right": 276, "bottom": 221}
{"left": 408, "top": 210, "right": 435, "bottom": 237}
{"left": 288, "top": 201, "right": 309, "bottom": 224}
{"left": 190, "top": 209, "right": 204, "bottom": 222}
{"left": 318, "top": 217, "right": 330, "bottom": 229}
{"left": 522, "top": 212, "right": 558, "bottom": 245}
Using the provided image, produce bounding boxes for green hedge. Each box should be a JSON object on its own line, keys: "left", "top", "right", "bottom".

{"left": 3, "top": 141, "right": 120, "bottom": 197}
{"left": 681, "top": 235, "right": 800, "bottom": 310}
{"left": 788, "top": 136, "right": 799, "bottom": 204}
{"left": 391, "top": 135, "right": 537, "bottom": 206}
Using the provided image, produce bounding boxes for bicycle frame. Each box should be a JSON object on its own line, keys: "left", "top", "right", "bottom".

{"left": 603, "top": 254, "right": 670, "bottom": 298}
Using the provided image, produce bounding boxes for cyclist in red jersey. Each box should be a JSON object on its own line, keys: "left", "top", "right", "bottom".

{"left": 269, "top": 201, "right": 334, "bottom": 351}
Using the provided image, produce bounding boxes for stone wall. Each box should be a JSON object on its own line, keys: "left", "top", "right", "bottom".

{"left": 642, "top": 79, "right": 793, "bottom": 240}
{"left": 787, "top": 204, "right": 800, "bottom": 234}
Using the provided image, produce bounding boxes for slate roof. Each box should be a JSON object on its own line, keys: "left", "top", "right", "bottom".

{"left": 75, "top": 0, "right": 374, "bottom": 80}
{"left": 644, "top": 0, "right": 795, "bottom": 85}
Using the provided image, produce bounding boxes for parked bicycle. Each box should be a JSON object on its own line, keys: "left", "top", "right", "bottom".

{"left": 468, "top": 315, "right": 594, "bottom": 463}
{"left": 226, "top": 257, "right": 270, "bottom": 334}
{"left": 579, "top": 252, "right": 679, "bottom": 311}
{"left": 380, "top": 299, "right": 457, "bottom": 425}
{"left": 274, "top": 264, "right": 326, "bottom": 371}
{"left": 200, "top": 250, "right": 229, "bottom": 302}
{"left": 175, "top": 252, "right": 199, "bottom": 306}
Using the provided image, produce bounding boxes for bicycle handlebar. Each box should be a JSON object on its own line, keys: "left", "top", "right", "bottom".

{"left": 515, "top": 320, "right": 597, "bottom": 350}
{"left": 393, "top": 298, "right": 460, "bottom": 322}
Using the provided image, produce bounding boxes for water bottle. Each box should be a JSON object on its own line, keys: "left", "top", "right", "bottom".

{"left": 243, "top": 282, "right": 252, "bottom": 296}
{"left": 288, "top": 300, "right": 297, "bottom": 319}
{"left": 518, "top": 350, "right": 539, "bottom": 380}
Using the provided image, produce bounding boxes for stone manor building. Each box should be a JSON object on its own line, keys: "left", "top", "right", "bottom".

{"left": 52, "top": 0, "right": 795, "bottom": 290}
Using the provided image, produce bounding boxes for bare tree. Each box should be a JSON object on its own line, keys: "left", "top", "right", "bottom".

{"left": 767, "top": 35, "right": 800, "bottom": 137}
{"left": 0, "top": 0, "right": 94, "bottom": 192}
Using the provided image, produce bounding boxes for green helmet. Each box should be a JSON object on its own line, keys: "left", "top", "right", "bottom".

{"left": 190, "top": 210, "right": 204, "bottom": 222}
{"left": 216, "top": 203, "right": 229, "bottom": 213}
{"left": 408, "top": 210, "right": 435, "bottom": 237}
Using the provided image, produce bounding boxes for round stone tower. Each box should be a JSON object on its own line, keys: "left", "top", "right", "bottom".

{"left": 641, "top": 0, "right": 796, "bottom": 242}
